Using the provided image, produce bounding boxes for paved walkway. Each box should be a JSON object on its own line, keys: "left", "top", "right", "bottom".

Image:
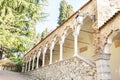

{"left": 0, "top": 70, "right": 32, "bottom": 80}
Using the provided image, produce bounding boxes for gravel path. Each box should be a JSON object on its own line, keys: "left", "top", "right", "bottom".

{"left": 0, "top": 70, "right": 33, "bottom": 80}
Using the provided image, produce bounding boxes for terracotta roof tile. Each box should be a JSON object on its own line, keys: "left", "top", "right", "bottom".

{"left": 99, "top": 10, "right": 120, "bottom": 30}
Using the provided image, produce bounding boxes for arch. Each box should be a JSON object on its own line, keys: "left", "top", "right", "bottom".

{"left": 37, "top": 46, "right": 45, "bottom": 67}
{"left": 51, "top": 36, "right": 60, "bottom": 63}
{"left": 103, "top": 29, "right": 120, "bottom": 80}
{"left": 62, "top": 27, "right": 74, "bottom": 59}
{"left": 35, "top": 48, "right": 42, "bottom": 68}
{"left": 63, "top": 25, "right": 73, "bottom": 33}
{"left": 104, "top": 30, "right": 120, "bottom": 53}
{"left": 44, "top": 48, "right": 50, "bottom": 65}
{"left": 42, "top": 43, "right": 49, "bottom": 66}
{"left": 34, "top": 51, "right": 38, "bottom": 69}
{"left": 30, "top": 58, "right": 32, "bottom": 70}
{"left": 77, "top": 14, "right": 94, "bottom": 61}
{"left": 27, "top": 55, "right": 32, "bottom": 71}
{"left": 38, "top": 52, "right": 43, "bottom": 67}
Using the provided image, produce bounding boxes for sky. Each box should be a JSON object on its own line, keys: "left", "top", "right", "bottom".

{"left": 35, "top": 0, "right": 89, "bottom": 33}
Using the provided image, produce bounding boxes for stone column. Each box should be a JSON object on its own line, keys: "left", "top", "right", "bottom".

{"left": 59, "top": 41, "right": 63, "bottom": 61}
{"left": 25, "top": 62, "right": 28, "bottom": 72}
{"left": 42, "top": 46, "right": 47, "bottom": 66}
{"left": 32, "top": 56, "right": 35, "bottom": 70}
{"left": 28, "top": 58, "right": 31, "bottom": 71}
{"left": 42, "top": 53, "right": 45, "bottom": 66}
{"left": 49, "top": 41, "right": 55, "bottom": 64}
{"left": 93, "top": 53, "right": 111, "bottom": 80}
{"left": 22, "top": 63, "right": 25, "bottom": 72}
{"left": 49, "top": 48, "right": 53, "bottom": 64}
{"left": 36, "top": 50, "right": 41, "bottom": 69}
{"left": 73, "top": 26, "right": 80, "bottom": 57}
{"left": 73, "top": 33, "right": 78, "bottom": 56}
{"left": 59, "top": 35, "right": 65, "bottom": 61}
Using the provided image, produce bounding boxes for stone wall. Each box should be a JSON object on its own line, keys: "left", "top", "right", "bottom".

{"left": 26, "top": 57, "right": 96, "bottom": 80}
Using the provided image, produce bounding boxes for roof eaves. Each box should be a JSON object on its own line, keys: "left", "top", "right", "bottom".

{"left": 99, "top": 10, "right": 120, "bottom": 31}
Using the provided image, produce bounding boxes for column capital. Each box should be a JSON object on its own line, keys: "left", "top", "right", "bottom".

{"left": 93, "top": 53, "right": 111, "bottom": 61}
{"left": 37, "top": 50, "right": 41, "bottom": 57}
{"left": 50, "top": 41, "right": 55, "bottom": 50}
{"left": 43, "top": 47, "right": 47, "bottom": 54}
{"left": 33, "top": 55, "right": 36, "bottom": 60}
{"left": 59, "top": 34, "right": 66, "bottom": 44}
{"left": 29, "top": 58, "right": 31, "bottom": 62}
{"left": 59, "top": 40, "right": 64, "bottom": 45}
{"left": 73, "top": 25, "right": 81, "bottom": 36}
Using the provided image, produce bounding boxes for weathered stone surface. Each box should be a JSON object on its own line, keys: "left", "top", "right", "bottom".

{"left": 26, "top": 57, "right": 96, "bottom": 80}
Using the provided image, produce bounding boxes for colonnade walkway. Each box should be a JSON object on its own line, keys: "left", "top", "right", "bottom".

{"left": 0, "top": 70, "right": 33, "bottom": 80}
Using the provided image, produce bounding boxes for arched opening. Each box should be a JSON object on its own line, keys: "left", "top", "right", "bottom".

{"left": 63, "top": 28, "right": 74, "bottom": 59}
{"left": 45, "top": 48, "right": 50, "bottom": 65}
{"left": 52, "top": 38, "right": 60, "bottom": 63}
{"left": 30, "top": 55, "right": 36, "bottom": 70}
{"left": 78, "top": 16, "right": 94, "bottom": 61}
{"left": 34, "top": 56, "right": 37, "bottom": 69}
{"left": 27, "top": 62, "right": 29, "bottom": 71}
{"left": 30, "top": 59, "right": 32, "bottom": 70}
{"left": 32, "top": 56, "right": 36, "bottom": 70}
{"left": 105, "top": 30, "right": 120, "bottom": 80}
{"left": 38, "top": 53, "right": 42, "bottom": 67}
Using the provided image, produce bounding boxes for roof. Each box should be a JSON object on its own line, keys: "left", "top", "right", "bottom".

{"left": 99, "top": 10, "right": 120, "bottom": 30}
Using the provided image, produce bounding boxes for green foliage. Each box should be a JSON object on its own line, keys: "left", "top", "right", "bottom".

{"left": 10, "top": 57, "right": 23, "bottom": 72}
{"left": 0, "top": 0, "right": 47, "bottom": 58}
{"left": 66, "top": 5, "right": 74, "bottom": 18}
{"left": 58, "top": 0, "right": 74, "bottom": 25}
{"left": 34, "top": 28, "right": 49, "bottom": 45}
{"left": 41, "top": 28, "right": 48, "bottom": 40}
{"left": 10, "top": 57, "right": 23, "bottom": 63}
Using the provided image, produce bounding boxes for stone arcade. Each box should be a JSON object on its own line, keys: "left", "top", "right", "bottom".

{"left": 22, "top": 0, "right": 120, "bottom": 80}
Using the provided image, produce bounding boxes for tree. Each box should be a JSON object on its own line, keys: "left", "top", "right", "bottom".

{"left": 35, "top": 33, "right": 42, "bottom": 44}
{"left": 10, "top": 57, "right": 23, "bottom": 72}
{"left": 66, "top": 5, "right": 74, "bottom": 18}
{"left": 32, "top": 28, "right": 49, "bottom": 47}
{"left": 58, "top": 0, "right": 74, "bottom": 25}
{"left": 0, "top": 0, "right": 47, "bottom": 59}
{"left": 38, "top": 28, "right": 48, "bottom": 40}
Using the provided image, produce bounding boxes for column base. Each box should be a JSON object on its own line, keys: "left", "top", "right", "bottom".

{"left": 93, "top": 53, "right": 112, "bottom": 80}
{"left": 59, "top": 59, "right": 63, "bottom": 61}
{"left": 74, "top": 53, "right": 79, "bottom": 57}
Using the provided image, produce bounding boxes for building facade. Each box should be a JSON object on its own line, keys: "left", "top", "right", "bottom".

{"left": 22, "top": 0, "right": 120, "bottom": 80}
